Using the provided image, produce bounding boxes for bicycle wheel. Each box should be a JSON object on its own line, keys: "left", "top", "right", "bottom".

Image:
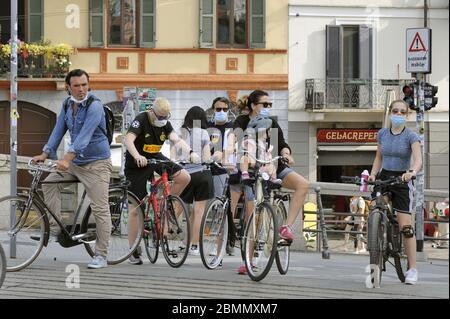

{"left": 0, "top": 243, "right": 6, "bottom": 287}
{"left": 160, "top": 195, "right": 190, "bottom": 268}
{"left": 391, "top": 224, "right": 408, "bottom": 283}
{"left": 144, "top": 213, "right": 159, "bottom": 264}
{"left": 368, "top": 210, "right": 384, "bottom": 287}
{"left": 0, "top": 195, "right": 47, "bottom": 272}
{"left": 274, "top": 199, "right": 290, "bottom": 275}
{"left": 81, "top": 189, "right": 144, "bottom": 265}
{"left": 243, "top": 202, "right": 278, "bottom": 282}
{"left": 199, "top": 198, "right": 228, "bottom": 269}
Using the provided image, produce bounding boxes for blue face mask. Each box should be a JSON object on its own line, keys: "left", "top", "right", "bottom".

{"left": 390, "top": 115, "right": 406, "bottom": 128}
{"left": 214, "top": 111, "right": 228, "bottom": 123}
{"left": 259, "top": 108, "right": 270, "bottom": 117}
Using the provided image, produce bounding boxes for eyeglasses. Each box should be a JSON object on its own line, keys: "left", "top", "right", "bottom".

{"left": 257, "top": 102, "right": 273, "bottom": 108}
{"left": 152, "top": 109, "right": 171, "bottom": 120}
{"left": 391, "top": 108, "right": 407, "bottom": 115}
{"left": 215, "top": 107, "right": 229, "bottom": 112}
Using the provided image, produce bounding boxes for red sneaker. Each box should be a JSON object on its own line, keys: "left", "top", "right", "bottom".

{"left": 279, "top": 224, "right": 294, "bottom": 243}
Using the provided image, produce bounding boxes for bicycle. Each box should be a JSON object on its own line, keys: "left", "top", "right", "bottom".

{"left": 0, "top": 243, "right": 5, "bottom": 288}
{"left": 342, "top": 175, "right": 413, "bottom": 288}
{"left": 242, "top": 155, "right": 284, "bottom": 281}
{"left": 0, "top": 160, "right": 144, "bottom": 272}
{"left": 142, "top": 158, "right": 190, "bottom": 268}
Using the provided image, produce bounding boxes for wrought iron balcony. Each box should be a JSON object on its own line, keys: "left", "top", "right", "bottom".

{"left": 305, "top": 78, "right": 414, "bottom": 110}
{"left": 0, "top": 55, "right": 69, "bottom": 79}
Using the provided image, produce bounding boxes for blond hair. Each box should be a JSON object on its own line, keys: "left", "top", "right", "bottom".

{"left": 153, "top": 97, "right": 171, "bottom": 115}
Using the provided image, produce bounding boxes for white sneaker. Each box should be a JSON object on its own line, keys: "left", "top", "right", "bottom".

{"left": 87, "top": 255, "right": 107, "bottom": 269}
{"left": 189, "top": 245, "right": 200, "bottom": 256}
{"left": 405, "top": 268, "right": 418, "bottom": 285}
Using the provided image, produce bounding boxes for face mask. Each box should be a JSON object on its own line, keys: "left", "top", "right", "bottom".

{"left": 390, "top": 115, "right": 406, "bottom": 128}
{"left": 70, "top": 94, "right": 89, "bottom": 104}
{"left": 259, "top": 108, "right": 270, "bottom": 117}
{"left": 214, "top": 111, "right": 228, "bottom": 123}
{"left": 153, "top": 119, "right": 167, "bottom": 127}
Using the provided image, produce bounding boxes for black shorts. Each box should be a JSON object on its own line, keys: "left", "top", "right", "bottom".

{"left": 180, "top": 169, "right": 214, "bottom": 204}
{"left": 125, "top": 153, "right": 183, "bottom": 201}
{"left": 371, "top": 169, "right": 415, "bottom": 214}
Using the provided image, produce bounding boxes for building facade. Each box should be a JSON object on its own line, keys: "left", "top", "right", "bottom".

{"left": 288, "top": 0, "right": 449, "bottom": 211}
{"left": 0, "top": 0, "right": 289, "bottom": 176}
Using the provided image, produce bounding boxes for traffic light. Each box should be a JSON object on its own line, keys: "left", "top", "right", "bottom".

{"left": 403, "top": 84, "right": 418, "bottom": 111}
{"left": 425, "top": 84, "right": 438, "bottom": 111}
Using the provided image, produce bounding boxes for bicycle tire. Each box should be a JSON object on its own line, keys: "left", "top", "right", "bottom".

{"left": 161, "top": 195, "right": 190, "bottom": 268}
{"left": 391, "top": 224, "right": 407, "bottom": 283}
{"left": 144, "top": 215, "right": 159, "bottom": 264}
{"left": 199, "top": 198, "right": 228, "bottom": 270}
{"left": 368, "top": 210, "right": 384, "bottom": 287}
{"left": 0, "top": 195, "right": 48, "bottom": 272}
{"left": 274, "top": 200, "right": 290, "bottom": 275}
{"left": 81, "top": 189, "right": 144, "bottom": 265}
{"left": 243, "top": 202, "right": 278, "bottom": 282}
{"left": 0, "top": 243, "right": 6, "bottom": 288}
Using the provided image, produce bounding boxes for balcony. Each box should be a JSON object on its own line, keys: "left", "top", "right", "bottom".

{"left": 0, "top": 43, "right": 75, "bottom": 79}
{"left": 305, "top": 78, "right": 414, "bottom": 111}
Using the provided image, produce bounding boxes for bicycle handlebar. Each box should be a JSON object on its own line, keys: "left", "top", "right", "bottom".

{"left": 28, "top": 159, "right": 58, "bottom": 172}
{"left": 341, "top": 175, "right": 416, "bottom": 187}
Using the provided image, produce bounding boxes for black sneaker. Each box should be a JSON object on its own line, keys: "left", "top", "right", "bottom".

{"left": 128, "top": 247, "right": 143, "bottom": 265}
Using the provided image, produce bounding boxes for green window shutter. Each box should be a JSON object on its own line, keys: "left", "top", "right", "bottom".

{"left": 28, "top": 0, "right": 43, "bottom": 43}
{"left": 140, "top": 0, "right": 156, "bottom": 48}
{"left": 199, "top": 0, "right": 214, "bottom": 48}
{"left": 250, "top": 0, "right": 265, "bottom": 48}
{"left": 89, "top": 0, "right": 104, "bottom": 47}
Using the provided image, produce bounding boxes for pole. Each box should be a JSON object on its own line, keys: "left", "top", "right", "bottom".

{"left": 415, "top": 74, "right": 426, "bottom": 252}
{"left": 9, "top": 0, "right": 18, "bottom": 257}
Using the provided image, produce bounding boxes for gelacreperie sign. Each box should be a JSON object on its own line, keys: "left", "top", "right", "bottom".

{"left": 317, "top": 129, "right": 378, "bottom": 143}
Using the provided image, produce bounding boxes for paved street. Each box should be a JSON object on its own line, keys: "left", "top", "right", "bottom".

{"left": 0, "top": 242, "right": 448, "bottom": 299}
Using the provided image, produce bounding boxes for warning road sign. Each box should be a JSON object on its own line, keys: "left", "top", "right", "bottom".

{"left": 406, "top": 28, "right": 432, "bottom": 73}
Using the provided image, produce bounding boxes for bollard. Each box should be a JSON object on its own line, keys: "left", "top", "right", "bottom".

{"left": 315, "top": 187, "right": 330, "bottom": 259}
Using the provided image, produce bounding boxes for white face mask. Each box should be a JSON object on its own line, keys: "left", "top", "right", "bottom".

{"left": 153, "top": 119, "right": 167, "bottom": 127}
{"left": 70, "top": 94, "right": 89, "bottom": 104}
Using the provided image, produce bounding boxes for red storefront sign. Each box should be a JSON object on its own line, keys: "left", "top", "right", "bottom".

{"left": 317, "top": 129, "right": 378, "bottom": 143}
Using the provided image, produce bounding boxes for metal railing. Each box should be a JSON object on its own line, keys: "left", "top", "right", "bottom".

{"left": 0, "top": 55, "right": 67, "bottom": 79}
{"left": 305, "top": 78, "right": 415, "bottom": 110}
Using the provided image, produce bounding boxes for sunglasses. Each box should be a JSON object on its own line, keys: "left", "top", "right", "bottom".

{"left": 257, "top": 102, "right": 273, "bottom": 108}
{"left": 215, "top": 107, "right": 229, "bottom": 112}
{"left": 152, "top": 109, "right": 171, "bottom": 120}
{"left": 391, "top": 108, "right": 407, "bottom": 115}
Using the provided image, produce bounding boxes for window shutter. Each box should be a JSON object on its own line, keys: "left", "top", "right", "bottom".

{"left": 28, "top": 0, "right": 43, "bottom": 43}
{"left": 326, "top": 25, "right": 343, "bottom": 79}
{"left": 250, "top": 0, "right": 265, "bottom": 48}
{"left": 358, "top": 25, "right": 373, "bottom": 80}
{"left": 326, "top": 25, "right": 343, "bottom": 107}
{"left": 199, "top": 0, "right": 214, "bottom": 48}
{"left": 141, "top": 0, "right": 156, "bottom": 48}
{"left": 89, "top": 0, "right": 104, "bottom": 47}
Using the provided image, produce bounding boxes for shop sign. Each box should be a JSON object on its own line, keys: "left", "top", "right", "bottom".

{"left": 317, "top": 129, "right": 378, "bottom": 143}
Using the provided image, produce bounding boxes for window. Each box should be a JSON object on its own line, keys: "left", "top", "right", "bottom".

{"left": 0, "top": 0, "right": 43, "bottom": 44}
{"left": 326, "top": 24, "right": 373, "bottom": 108}
{"left": 89, "top": 0, "right": 155, "bottom": 48}
{"left": 200, "top": 0, "right": 265, "bottom": 49}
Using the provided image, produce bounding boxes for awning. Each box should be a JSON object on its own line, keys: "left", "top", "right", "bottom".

{"left": 317, "top": 145, "right": 377, "bottom": 152}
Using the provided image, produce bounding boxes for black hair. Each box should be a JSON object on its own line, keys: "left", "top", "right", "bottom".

{"left": 182, "top": 106, "right": 208, "bottom": 130}
{"left": 237, "top": 90, "right": 269, "bottom": 112}
{"left": 211, "top": 97, "right": 230, "bottom": 110}
{"left": 65, "top": 69, "right": 90, "bottom": 85}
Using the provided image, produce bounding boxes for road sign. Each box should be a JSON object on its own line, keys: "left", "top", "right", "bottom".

{"left": 406, "top": 28, "right": 432, "bottom": 73}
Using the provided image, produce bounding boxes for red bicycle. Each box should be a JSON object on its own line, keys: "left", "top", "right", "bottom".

{"left": 142, "top": 159, "right": 190, "bottom": 268}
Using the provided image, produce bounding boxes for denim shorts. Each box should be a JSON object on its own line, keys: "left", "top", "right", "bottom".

{"left": 277, "top": 167, "right": 294, "bottom": 180}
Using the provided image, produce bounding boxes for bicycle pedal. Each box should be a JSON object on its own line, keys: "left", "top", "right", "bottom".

{"left": 79, "top": 239, "right": 96, "bottom": 244}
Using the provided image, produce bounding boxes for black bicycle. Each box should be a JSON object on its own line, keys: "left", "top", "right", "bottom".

{"left": 342, "top": 175, "right": 413, "bottom": 288}
{"left": 0, "top": 160, "right": 144, "bottom": 271}
{"left": 0, "top": 243, "right": 5, "bottom": 288}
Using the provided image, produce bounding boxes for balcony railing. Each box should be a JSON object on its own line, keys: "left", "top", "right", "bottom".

{"left": 0, "top": 55, "right": 69, "bottom": 79}
{"left": 305, "top": 78, "right": 415, "bottom": 110}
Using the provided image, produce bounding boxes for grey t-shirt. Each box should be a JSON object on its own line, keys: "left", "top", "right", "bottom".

{"left": 173, "top": 127, "right": 210, "bottom": 174}
{"left": 377, "top": 127, "right": 420, "bottom": 171}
